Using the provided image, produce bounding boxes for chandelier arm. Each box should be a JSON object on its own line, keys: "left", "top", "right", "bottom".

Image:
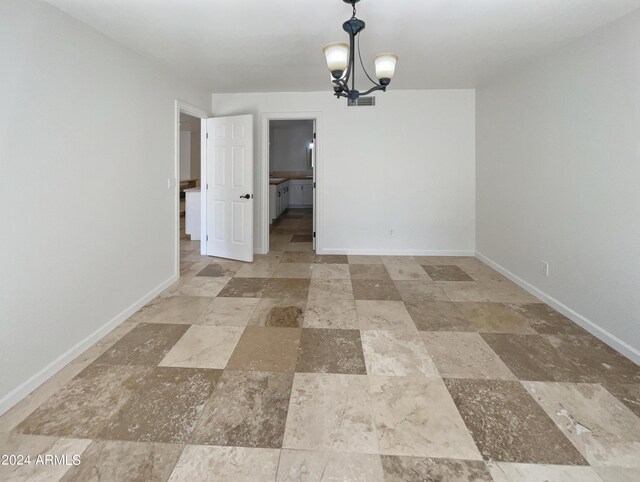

{"left": 360, "top": 84, "right": 386, "bottom": 97}
{"left": 357, "top": 31, "right": 381, "bottom": 87}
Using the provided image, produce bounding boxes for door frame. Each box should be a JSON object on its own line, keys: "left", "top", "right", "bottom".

{"left": 261, "top": 111, "right": 323, "bottom": 254}
{"left": 173, "top": 100, "right": 210, "bottom": 273}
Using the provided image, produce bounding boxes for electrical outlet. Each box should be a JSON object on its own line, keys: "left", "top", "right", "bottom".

{"left": 541, "top": 261, "right": 549, "bottom": 277}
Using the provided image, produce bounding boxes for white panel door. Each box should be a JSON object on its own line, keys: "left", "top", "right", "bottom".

{"left": 206, "top": 115, "right": 253, "bottom": 262}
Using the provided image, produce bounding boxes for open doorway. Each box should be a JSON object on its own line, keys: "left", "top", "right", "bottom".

{"left": 267, "top": 119, "right": 316, "bottom": 253}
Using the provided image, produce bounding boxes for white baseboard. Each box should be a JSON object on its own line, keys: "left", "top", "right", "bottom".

{"left": 476, "top": 252, "right": 640, "bottom": 365}
{"left": 318, "top": 248, "right": 477, "bottom": 256}
{"left": 0, "top": 275, "right": 178, "bottom": 416}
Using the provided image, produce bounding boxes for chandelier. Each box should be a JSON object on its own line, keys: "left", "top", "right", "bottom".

{"left": 323, "top": 0, "right": 398, "bottom": 99}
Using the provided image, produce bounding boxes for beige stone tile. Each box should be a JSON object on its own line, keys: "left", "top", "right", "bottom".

{"left": 0, "top": 433, "right": 91, "bottom": 482}
{"left": 393, "top": 281, "right": 448, "bottom": 302}
{"left": 61, "top": 440, "right": 183, "bottom": 482}
{"left": 355, "top": 300, "right": 415, "bottom": 331}
{"left": 226, "top": 327, "right": 301, "bottom": 372}
{"left": 594, "top": 466, "right": 640, "bottom": 481}
{"left": 310, "top": 263, "right": 351, "bottom": 279}
{"left": 381, "top": 256, "right": 417, "bottom": 266}
{"left": 487, "top": 462, "right": 602, "bottom": 482}
{"left": 384, "top": 263, "right": 430, "bottom": 281}
{"left": 421, "top": 332, "right": 515, "bottom": 379}
{"left": 523, "top": 381, "right": 640, "bottom": 467}
{"left": 361, "top": 330, "right": 438, "bottom": 377}
{"left": 217, "top": 277, "right": 270, "bottom": 298}
{"left": 167, "top": 445, "right": 280, "bottom": 481}
{"left": 457, "top": 302, "right": 536, "bottom": 334}
{"left": 348, "top": 255, "right": 384, "bottom": 264}
{"left": 303, "top": 299, "right": 359, "bottom": 329}
{"left": 273, "top": 263, "right": 313, "bottom": 278}
{"left": 263, "top": 278, "right": 310, "bottom": 299}
{"left": 349, "top": 264, "right": 391, "bottom": 280}
{"left": 129, "top": 295, "right": 211, "bottom": 324}
{"left": 369, "top": 376, "right": 481, "bottom": 459}
{"left": 196, "top": 260, "right": 243, "bottom": 278}
{"left": 249, "top": 298, "right": 306, "bottom": 327}
{"left": 308, "top": 279, "right": 354, "bottom": 301}
{"left": 161, "top": 276, "right": 230, "bottom": 297}
{"left": 438, "top": 281, "right": 539, "bottom": 303}
{"left": 405, "top": 301, "right": 473, "bottom": 331}
{"left": 277, "top": 450, "right": 385, "bottom": 481}
{"left": 0, "top": 363, "right": 86, "bottom": 433}
{"left": 234, "top": 260, "right": 280, "bottom": 278}
{"left": 195, "top": 297, "right": 260, "bottom": 326}
{"left": 159, "top": 325, "right": 244, "bottom": 369}
{"left": 283, "top": 373, "right": 378, "bottom": 454}
{"left": 296, "top": 329, "right": 367, "bottom": 375}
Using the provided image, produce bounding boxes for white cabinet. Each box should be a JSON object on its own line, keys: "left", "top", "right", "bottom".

{"left": 270, "top": 180, "right": 291, "bottom": 222}
{"left": 290, "top": 180, "right": 313, "bottom": 206}
{"left": 185, "top": 188, "right": 201, "bottom": 240}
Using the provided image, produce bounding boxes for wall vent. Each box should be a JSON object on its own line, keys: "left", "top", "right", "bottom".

{"left": 347, "top": 96, "right": 375, "bottom": 107}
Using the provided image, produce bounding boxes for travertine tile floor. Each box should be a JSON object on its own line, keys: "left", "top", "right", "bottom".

{"left": 1, "top": 209, "right": 639, "bottom": 481}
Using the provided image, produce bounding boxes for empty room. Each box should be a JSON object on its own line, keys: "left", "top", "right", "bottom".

{"left": 1, "top": 0, "right": 639, "bottom": 480}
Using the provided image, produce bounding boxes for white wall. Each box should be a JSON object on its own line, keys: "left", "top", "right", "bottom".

{"left": 212, "top": 90, "right": 476, "bottom": 255}
{"left": 269, "top": 120, "right": 314, "bottom": 172}
{"left": 476, "top": 9, "right": 640, "bottom": 360}
{"left": 0, "top": 0, "right": 210, "bottom": 412}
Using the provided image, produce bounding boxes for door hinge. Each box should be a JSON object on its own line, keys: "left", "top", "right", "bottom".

{"left": 313, "top": 132, "right": 316, "bottom": 139}
{"left": 206, "top": 235, "right": 209, "bottom": 241}
{"left": 313, "top": 232, "right": 316, "bottom": 238}
{"left": 313, "top": 182, "right": 316, "bottom": 188}
{"left": 206, "top": 132, "right": 209, "bottom": 139}
{"left": 206, "top": 183, "right": 209, "bottom": 190}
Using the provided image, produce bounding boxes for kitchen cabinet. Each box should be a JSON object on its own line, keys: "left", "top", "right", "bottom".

{"left": 290, "top": 179, "right": 313, "bottom": 207}
{"left": 270, "top": 180, "right": 290, "bottom": 222}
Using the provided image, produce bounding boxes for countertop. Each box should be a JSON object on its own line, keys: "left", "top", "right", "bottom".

{"left": 269, "top": 175, "right": 313, "bottom": 185}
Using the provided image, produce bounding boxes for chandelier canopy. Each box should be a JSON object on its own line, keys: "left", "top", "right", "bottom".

{"left": 323, "top": 0, "right": 398, "bottom": 100}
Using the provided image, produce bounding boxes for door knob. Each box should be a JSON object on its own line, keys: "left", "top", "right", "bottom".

{"left": 240, "top": 194, "right": 251, "bottom": 199}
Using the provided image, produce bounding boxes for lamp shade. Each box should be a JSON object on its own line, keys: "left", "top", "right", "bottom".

{"left": 323, "top": 42, "right": 349, "bottom": 72}
{"left": 374, "top": 53, "right": 398, "bottom": 80}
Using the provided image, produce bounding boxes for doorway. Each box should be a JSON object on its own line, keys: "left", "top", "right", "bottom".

{"left": 264, "top": 114, "right": 320, "bottom": 254}
{"left": 174, "top": 100, "right": 209, "bottom": 277}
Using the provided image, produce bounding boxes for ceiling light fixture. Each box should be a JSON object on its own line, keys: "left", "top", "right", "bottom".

{"left": 323, "top": 0, "right": 398, "bottom": 100}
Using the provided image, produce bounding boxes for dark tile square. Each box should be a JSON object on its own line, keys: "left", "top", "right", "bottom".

{"left": 444, "top": 378, "right": 587, "bottom": 465}
{"left": 15, "top": 364, "right": 152, "bottom": 438}
{"left": 191, "top": 370, "right": 293, "bottom": 448}
{"left": 291, "top": 234, "right": 313, "bottom": 242}
{"left": 352, "top": 279, "right": 402, "bottom": 301}
{"left": 545, "top": 335, "right": 640, "bottom": 384}
{"left": 226, "top": 327, "right": 301, "bottom": 372}
{"left": 381, "top": 456, "right": 492, "bottom": 482}
{"left": 601, "top": 382, "right": 640, "bottom": 418}
{"left": 197, "top": 263, "right": 238, "bottom": 278}
{"left": 507, "top": 303, "right": 589, "bottom": 335}
{"left": 423, "top": 265, "right": 473, "bottom": 281}
{"left": 94, "top": 323, "right": 189, "bottom": 366}
{"left": 100, "top": 367, "right": 221, "bottom": 443}
{"left": 263, "top": 278, "right": 310, "bottom": 299}
{"left": 217, "top": 278, "right": 269, "bottom": 298}
{"left": 296, "top": 328, "right": 367, "bottom": 374}
{"left": 481, "top": 333, "right": 585, "bottom": 382}
{"left": 405, "top": 301, "right": 473, "bottom": 331}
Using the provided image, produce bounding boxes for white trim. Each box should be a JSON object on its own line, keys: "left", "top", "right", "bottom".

{"left": 476, "top": 251, "right": 640, "bottom": 364}
{"left": 261, "top": 111, "right": 323, "bottom": 254}
{"left": 320, "top": 248, "right": 477, "bottom": 256}
{"left": 174, "top": 100, "right": 210, "bottom": 265}
{"left": 0, "top": 275, "right": 178, "bottom": 416}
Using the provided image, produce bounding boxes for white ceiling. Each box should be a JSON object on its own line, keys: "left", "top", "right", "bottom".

{"left": 45, "top": 0, "right": 640, "bottom": 92}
